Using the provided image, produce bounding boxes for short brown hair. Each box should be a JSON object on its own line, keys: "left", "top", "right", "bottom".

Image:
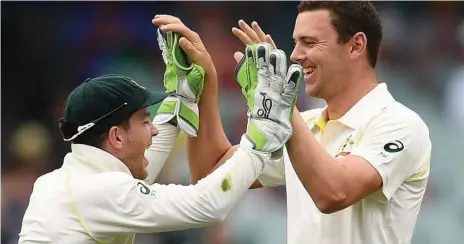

{"left": 298, "top": 1, "right": 382, "bottom": 67}
{"left": 72, "top": 119, "right": 131, "bottom": 148}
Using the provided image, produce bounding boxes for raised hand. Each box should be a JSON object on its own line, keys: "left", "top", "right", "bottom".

{"left": 238, "top": 42, "right": 302, "bottom": 153}
{"left": 232, "top": 20, "right": 277, "bottom": 63}
{"left": 153, "top": 15, "right": 215, "bottom": 72}
{"left": 152, "top": 15, "right": 212, "bottom": 137}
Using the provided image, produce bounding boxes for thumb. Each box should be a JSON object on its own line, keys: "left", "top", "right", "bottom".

{"left": 234, "top": 51, "right": 244, "bottom": 64}
{"left": 179, "top": 37, "right": 196, "bottom": 57}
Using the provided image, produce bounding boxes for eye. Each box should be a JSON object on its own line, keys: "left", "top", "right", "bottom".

{"left": 304, "top": 41, "right": 316, "bottom": 47}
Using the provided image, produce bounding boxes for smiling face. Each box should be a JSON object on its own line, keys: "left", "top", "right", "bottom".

{"left": 109, "top": 108, "right": 158, "bottom": 180}
{"left": 290, "top": 10, "right": 353, "bottom": 100}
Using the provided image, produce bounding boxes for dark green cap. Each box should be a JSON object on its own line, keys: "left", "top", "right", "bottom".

{"left": 59, "top": 74, "right": 167, "bottom": 141}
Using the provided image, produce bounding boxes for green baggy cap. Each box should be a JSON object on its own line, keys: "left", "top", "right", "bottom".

{"left": 59, "top": 74, "right": 167, "bottom": 141}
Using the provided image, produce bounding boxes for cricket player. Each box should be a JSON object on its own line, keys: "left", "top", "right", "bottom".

{"left": 173, "top": 1, "right": 432, "bottom": 244}
{"left": 17, "top": 21, "right": 302, "bottom": 243}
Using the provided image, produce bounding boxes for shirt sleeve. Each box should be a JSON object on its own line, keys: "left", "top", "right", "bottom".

{"left": 144, "top": 123, "right": 179, "bottom": 184}
{"left": 75, "top": 146, "right": 269, "bottom": 235}
{"left": 350, "top": 110, "right": 431, "bottom": 201}
{"left": 257, "top": 153, "right": 285, "bottom": 187}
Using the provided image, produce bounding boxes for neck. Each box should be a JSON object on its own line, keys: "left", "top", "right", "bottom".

{"left": 101, "top": 143, "right": 127, "bottom": 167}
{"left": 325, "top": 67, "right": 377, "bottom": 120}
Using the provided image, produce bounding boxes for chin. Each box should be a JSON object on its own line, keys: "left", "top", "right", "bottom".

{"left": 133, "top": 170, "right": 148, "bottom": 181}
{"left": 140, "top": 171, "right": 148, "bottom": 181}
{"left": 305, "top": 84, "right": 320, "bottom": 98}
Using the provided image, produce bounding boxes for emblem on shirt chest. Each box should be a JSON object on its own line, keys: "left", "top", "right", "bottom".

{"left": 334, "top": 134, "right": 355, "bottom": 160}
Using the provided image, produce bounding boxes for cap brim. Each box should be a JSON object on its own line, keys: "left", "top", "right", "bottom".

{"left": 141, "top": 90, "right": 168, "bottom": 108}
{"left": 141, "top": 90, "right": 168, "bottom": 120}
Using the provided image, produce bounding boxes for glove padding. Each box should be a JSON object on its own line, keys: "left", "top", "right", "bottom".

{"left": 153, "top": 27, "right": 205, "bottom": 137}
{"left": 235, "top": 42, "right": 302, "bottom": 153}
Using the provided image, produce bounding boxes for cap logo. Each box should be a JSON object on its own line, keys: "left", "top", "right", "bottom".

{"left": 130, "top": 79, "right": 146, "bottom": 89}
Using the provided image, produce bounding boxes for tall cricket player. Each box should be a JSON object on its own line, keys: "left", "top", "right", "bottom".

{"left": 180, "top": 1, "right": 433, "bottom": 244}
{"left": 17, "top": 19, "right": 303, "bottom": 243}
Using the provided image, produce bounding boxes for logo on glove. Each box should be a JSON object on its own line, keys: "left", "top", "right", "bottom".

{"left": 257, "top": 92, "right": 272, "bottom": 119}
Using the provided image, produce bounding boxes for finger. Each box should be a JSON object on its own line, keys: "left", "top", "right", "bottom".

{"left": 238, "top": 20, "right": 260, "bottom": 43}
{"left": 157, "top": 28, "right": 168, "bottom": 64}
{"left": 269, "top": 49, "right": 287, "bottom": 78}
{"left": 152, "top": 15, "right": 182, "bottom": 26}
{"left": 233, "top": 51, "right": 246, "bottom": 81}
{"left": 251, "top": 21, "right": 267, "bottom": 42}
{"left": 234, "top": 51, "right": 244, "bottom": 64}
{"left": 245, "top": 44, "right": 256, "bottom": 64}
{"left": 284, "top": 64, "right": 303, "bottom": 93}
{"left": 268, "top": 51, "right": 285, "bottom": 94}
{"left": 256, "top": 43, "right": 273, "bottom": 71}
{"left": 232, "top": 27, "right": 253, "bottom": 45}
{"left": 159, "top": 23, "right": 200, "bottom": 43}
{"left": 179, "top": 37, "right": 197, "bottom": 59}
{"left": 266, "top": 35, "right": 277, "bottom": 48}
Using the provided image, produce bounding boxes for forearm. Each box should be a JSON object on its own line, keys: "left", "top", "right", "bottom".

{"left": 286, "top": 109, "right": 351, "bottom": 213}
{"left": 187, "top": 66, "right": 232, "bottom": 183}
{"left": 144, "top": 123, "right": 180, "bottom": 184}
{"left": 148, "top": 146, "right": 267, "bottom": 230}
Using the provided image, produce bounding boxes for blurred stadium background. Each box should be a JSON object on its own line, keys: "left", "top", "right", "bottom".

{"left": 2, "top": 1, "right": 464, "bottom": 244}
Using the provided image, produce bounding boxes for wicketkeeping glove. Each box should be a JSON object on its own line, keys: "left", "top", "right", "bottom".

{"left": 234, "top": 42, "right": 302, "bottom": 153}
{"left": 153, "top": 27, "right": 205, "bottom": 137}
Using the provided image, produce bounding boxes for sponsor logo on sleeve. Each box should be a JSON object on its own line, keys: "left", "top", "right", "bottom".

{"left": 137, "top": 182, "right": 155, "bottom": 196}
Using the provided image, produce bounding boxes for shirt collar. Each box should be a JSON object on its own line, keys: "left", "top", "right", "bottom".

{"left": 62, "top": 144, "right": 132, "bottom": 176}
{"left": 313, "top": 83, "right": 395, "bottom": 130}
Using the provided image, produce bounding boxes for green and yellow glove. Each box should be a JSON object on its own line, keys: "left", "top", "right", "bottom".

{"left": 153, "top": 27, "right": 205, "bottom": 137}
{"left": 234, "top": 42, "right": 302, "bottom": 153}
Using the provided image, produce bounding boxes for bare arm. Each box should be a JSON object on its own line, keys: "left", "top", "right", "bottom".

{"left": 151, "top": 17, "right": 284, "bottom": 189}
{"left": 193, "top": 19, "right": 284, "bottom": 188}
{"left": 189, "top": 20, "right": 282, "bottom": 188}
{"left": 186, "top": 65, "right": 233, "bottom": 183}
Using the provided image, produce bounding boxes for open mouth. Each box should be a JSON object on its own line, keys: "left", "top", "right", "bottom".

{"left": 303, "top": 67, "right": 315, "bottom": 79}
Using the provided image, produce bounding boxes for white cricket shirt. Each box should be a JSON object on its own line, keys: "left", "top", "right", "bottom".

{"left": 258, "top": 83, "right": 432, "bottom": 244}
{"left": 18, "top": 124, "right": 269, "bottom": 243}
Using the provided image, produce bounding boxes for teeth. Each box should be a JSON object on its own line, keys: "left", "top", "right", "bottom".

{"left": 304, "top": 67, "right": 315, "bottom": 74}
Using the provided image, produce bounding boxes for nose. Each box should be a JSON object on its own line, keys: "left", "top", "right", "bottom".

{"left": 151, "top": 124, "right": 159, "bottom": 137}
{"left": 290, "top": 45, "right": 304, "bottom": 64}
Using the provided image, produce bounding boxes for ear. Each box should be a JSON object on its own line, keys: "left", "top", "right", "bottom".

{"left": 107, "top": 126, "right": 125, "bottom": 150}
{"left": 349, "top": 32, "right": 367, "bottom": 61}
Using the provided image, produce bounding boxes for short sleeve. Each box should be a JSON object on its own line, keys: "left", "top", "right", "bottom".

{"left": 350, "top": 109, "right": 431, "bottom": 201}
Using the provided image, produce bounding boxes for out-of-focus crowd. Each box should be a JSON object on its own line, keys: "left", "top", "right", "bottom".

{"left": 2, "top": 2, "right": 463, "bottom": 244}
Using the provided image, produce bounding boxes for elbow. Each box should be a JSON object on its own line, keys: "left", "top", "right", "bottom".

{"left": 198, "top": 208, "right": 228, "bottom": 226}
{"left": 209, "top": 211, "right": 228, "bottom": 223}
{"left": 195, "top": 194, "right": 229, "bottom": 224}
{"left": 314, "top": 192, "right": 348, "bottom": 214}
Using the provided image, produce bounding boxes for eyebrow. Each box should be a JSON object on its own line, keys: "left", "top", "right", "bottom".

{"left": 294, "top": 35, "right": 319, "bottom": 42}
{"left": 143, "top": 111, "right": 150, "bottom": 118}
